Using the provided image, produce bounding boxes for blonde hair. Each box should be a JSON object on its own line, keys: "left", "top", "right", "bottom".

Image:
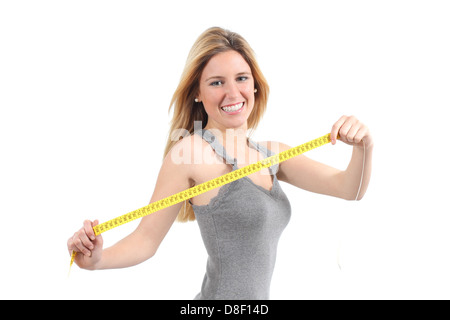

{"left": 164, "top": 27, "right": 270, "bottom": 222}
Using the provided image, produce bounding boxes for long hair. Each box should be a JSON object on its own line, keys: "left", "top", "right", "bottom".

{"left": 164, "top": 27, "right": 270, "bottom": 222}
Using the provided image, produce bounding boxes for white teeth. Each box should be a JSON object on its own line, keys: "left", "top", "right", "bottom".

{"left": 221, "top": 102, "right": 243, "bottom": 112}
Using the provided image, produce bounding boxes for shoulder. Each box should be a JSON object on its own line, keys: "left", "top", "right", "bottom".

{"left": 165, "top": 133, "right": 214, "bottom": 165}
{"left": 163, "top": 134, "right": 218, "bottom": 180}
{"left": 161, "top": 135, "right": 195, "bottom": 180}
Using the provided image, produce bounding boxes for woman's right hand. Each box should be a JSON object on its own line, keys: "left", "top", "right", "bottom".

{"left": 67, "top": 219, "right": 104, "bottom": 270}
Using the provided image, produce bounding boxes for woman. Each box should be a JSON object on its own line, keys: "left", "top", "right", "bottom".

{"left": 67, "top": 27, "right": 373, "bottom": 299}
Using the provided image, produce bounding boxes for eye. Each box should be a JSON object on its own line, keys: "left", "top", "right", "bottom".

{"left": 237, "top": 76, "right": 248, "bottom": 82}
{"left": 210, "top": 80, "right": 223, "bottom": 87}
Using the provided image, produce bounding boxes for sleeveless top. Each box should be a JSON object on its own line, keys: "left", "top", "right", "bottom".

{"left": 191, "top": 129, "right": 291, "bottom": 300}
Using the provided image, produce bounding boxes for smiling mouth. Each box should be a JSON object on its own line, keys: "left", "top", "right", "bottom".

{"left": 220, "top": 102, "right": 244, "bottom": 113}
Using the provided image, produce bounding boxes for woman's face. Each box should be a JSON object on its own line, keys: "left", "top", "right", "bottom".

{"left": 198, "top": 50, "right": 255, "bottom": 132}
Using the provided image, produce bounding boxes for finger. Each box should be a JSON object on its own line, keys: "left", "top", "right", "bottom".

{"left": 73, "top": 231, "right": 92, "bottom": 257}
{"left": 78, "top": 228, "right": 94, "bottom": 251}
{"left": 353, "top": 126, "right": 368, "bottom": 145}
{"left": 84, "top": 219, "right": 96, "bottom": 241}
{"left": 331, "top": 115, "right": 347, "bottom": 144}
{"left": 67, "top": 235, "right": 77, "bottom": 255}
{"left": 338, "top": 118, "right": 355, "bottom": 143}
{"left": 346, "top": 121, "right": 360, "bottom": 143}
{"left": 68, "top": 231, "right": 83, "bottom": 251}
{"left": 73, "top": 238, "right": 89, "bottom": 256}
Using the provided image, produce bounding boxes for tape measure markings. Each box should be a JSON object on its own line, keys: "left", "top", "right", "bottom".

{"left": 70, "top": 133, "right": 333, "bottom": 268}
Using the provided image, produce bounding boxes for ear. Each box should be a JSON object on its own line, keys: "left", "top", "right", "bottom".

{"left": 195, "top": 93, "right": 202, "bottom": 103}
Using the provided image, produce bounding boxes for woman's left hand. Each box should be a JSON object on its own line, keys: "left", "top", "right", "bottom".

{"left": 330, "top": 115, "right": 373, "bottom": 148}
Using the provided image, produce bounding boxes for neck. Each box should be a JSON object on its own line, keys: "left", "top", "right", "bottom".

{"left": 203, "top": 123, "right": 250, "bottom": 152}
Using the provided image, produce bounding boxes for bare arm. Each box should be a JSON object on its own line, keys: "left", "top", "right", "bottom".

{"left": 277, "top": 115, "right": 373, "bottom": 201}
{"left": 67, "top": 139, "right": 193, "bottom": 270}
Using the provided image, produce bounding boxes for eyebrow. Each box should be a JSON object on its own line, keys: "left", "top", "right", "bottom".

{"left": 204, "top": 72, "right": 252, "bottom": 83}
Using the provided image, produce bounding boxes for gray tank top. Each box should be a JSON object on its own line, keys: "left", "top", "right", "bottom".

{"left": 191, "top": 129, "right": 291, "bottom": 300}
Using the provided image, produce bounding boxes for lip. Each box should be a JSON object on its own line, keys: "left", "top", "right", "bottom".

{"left": 220, "top": 102, "right": 245, "bottom": 115}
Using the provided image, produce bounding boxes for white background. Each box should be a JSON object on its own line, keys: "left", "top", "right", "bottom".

{"left": 1, "top": 0, "right": 449, "bottom": 299}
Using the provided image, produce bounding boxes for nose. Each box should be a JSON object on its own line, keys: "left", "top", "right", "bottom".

{"left": 225, "top": 81, "right": 241, "bottom": 99}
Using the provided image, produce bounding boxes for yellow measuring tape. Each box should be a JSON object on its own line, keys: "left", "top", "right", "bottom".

{"left": 70, "top": 133, "right": 334, "bottom": 269}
